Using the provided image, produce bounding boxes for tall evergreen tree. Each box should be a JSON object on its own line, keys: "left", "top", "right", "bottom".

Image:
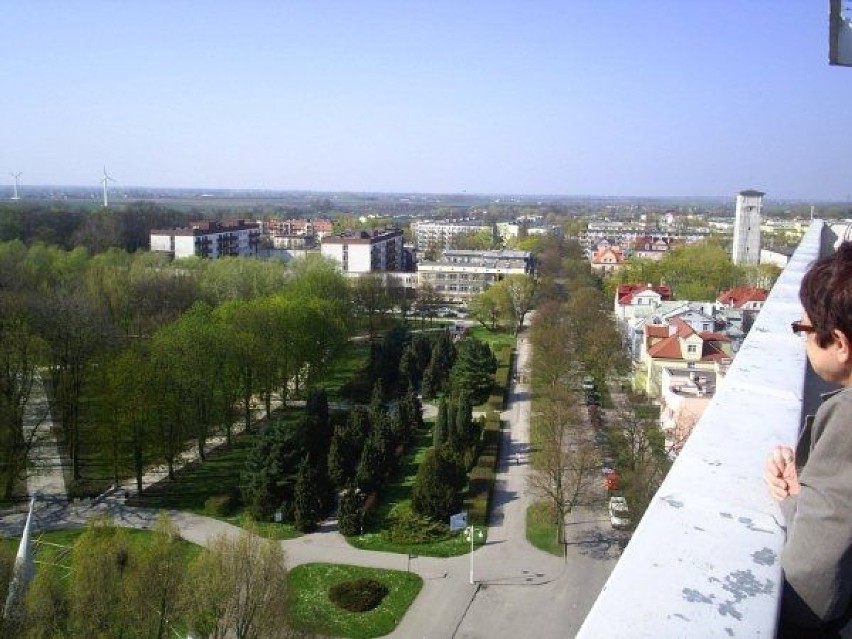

{"left": 293, "top": 455, "right": 321, "bottom": 533}
{"left": 411, "top": 447, "right": 465, "bottom": 522}
{"left": 337, "top": 486, "right": 363, "bottom": 536}
{"left": 434, "top": 397, "right": 448, "bottom": 447}
{"left": 456, "top": 392, "right": 474, "bottom": 446}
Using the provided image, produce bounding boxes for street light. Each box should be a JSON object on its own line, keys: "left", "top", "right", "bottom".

{"left": 464, "top": 525, "right": 485, "bottom": 584}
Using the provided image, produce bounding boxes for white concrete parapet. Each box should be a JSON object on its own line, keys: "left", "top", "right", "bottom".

{"left": 577, "top": 221, "right": 826, "bottom": 638}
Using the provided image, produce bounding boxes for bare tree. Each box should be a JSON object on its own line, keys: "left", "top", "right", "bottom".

{"left": 527, "top": 389, "right": 597, "bottom": 545}
{"left": 607, "top": 392, "right": 671, "bottom": 519}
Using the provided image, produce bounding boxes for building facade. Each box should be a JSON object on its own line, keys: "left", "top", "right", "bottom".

{"left": 411, "top": 220, "right": 494, "bottom": 252}
{"left": 320, "top": 229, "right": 404, "bottom": 274}
{"left": 150, "top": 219, "right": 261, "bottom": 259}
{"left": 731, "top": 189, "right": 764, "bottom": 265}
{"left": 417, "top": 249, "right": 533, "bottom": 304}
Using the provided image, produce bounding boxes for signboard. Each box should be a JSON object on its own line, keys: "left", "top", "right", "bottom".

{"left": 274, "top": 510, "right": 283, "bottom": 523}
{"left": 449, "top": 512, "right": 467, "bottom": 532}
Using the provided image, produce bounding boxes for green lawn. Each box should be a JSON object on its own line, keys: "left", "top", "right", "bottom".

{"left": 125, "top": 413, "right": 304, "bottom": 540}
{"left": 288, "top": 563, "right": 423, "bottom": 639}
{"left": 324, "top": 341, "right": 371, "bottom": 402}
{"left": 526, "top": 500, "right": 563, "bottom": 556}
{"left": 466, "top": 325, "right": 517, "bottom": 353}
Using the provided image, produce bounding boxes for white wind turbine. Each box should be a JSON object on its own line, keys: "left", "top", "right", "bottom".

{"left": 10, "top": 172, "right": 21, "bottom": 200}
{"left": 101, "top": 167, "right": 115, "bottom": 207}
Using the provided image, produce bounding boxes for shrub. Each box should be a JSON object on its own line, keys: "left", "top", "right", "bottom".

{"left": 204, "top": 488, "right": 242, "bottom": 517}
{"left": 328, "top": 578, "right": 389, "bottom": 612}
{"left": 383, "top": 507, "right": 450, "bottom": 544}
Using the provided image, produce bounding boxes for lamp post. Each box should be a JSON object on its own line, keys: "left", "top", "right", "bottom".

{"left": 464, "top": 525, "right": 485, "bottom": 584}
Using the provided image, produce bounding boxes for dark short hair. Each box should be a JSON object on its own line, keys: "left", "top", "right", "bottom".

{"left": 799, "top": 241, "right": 852, "bottom": 347}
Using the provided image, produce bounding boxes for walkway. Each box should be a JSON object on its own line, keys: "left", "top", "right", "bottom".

{"left": 2, "top": 324, "right": 620, "bottom": 638}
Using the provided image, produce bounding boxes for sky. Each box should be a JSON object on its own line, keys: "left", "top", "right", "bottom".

{"left": 2, "top": 1, "right": 851, "bottom": 200}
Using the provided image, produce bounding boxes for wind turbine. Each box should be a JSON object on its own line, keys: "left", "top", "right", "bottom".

{"left": 10, "top": 172, "right": 21, "bottom": 200}
{"left": 101, "top": 167, "right": 115, "bottom": 207}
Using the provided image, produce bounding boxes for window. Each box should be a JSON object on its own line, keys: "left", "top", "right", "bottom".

{"left": 687, "top": 344, "right": 698, "bottom": 354}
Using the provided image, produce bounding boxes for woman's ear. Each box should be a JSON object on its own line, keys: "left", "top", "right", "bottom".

{"left": 831, "top": 329, "right": 851, "bottom": 365}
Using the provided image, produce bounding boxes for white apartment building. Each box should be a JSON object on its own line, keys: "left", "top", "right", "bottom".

{"left": 731, "top": 189, "right": 764, "bottom": 265}
{"left": 320, "top": 229, "right": 404, "bottom": 274}
{"left": 150, "top": 219, "right": 261, "bottom": 259}
{"left": 417, "top": 249, "right": 533, "bottom": 304}
{"left": 411, "top": 220, "right": 494, "bottom": 251}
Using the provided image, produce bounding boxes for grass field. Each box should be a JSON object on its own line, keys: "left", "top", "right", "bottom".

{"left": 288, "top": 563, "right": 423, "bottom": 639}
{"left": 525, "top": 500, "right": 563, "bottom": 556}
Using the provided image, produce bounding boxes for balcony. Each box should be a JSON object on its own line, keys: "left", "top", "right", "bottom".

{"left": 577, "top": 220, "right": 850, "bottom": 638}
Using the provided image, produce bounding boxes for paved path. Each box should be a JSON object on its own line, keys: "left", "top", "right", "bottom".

{"left": 3, "top": 324, "right": 621, "bottom": 638}
{"left": 25, "top": 375, "right": 67, "bottom": 500}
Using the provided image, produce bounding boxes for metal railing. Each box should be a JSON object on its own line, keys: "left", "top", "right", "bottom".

{"left": 577, "top": 220, "right": 846, "bottom": 638}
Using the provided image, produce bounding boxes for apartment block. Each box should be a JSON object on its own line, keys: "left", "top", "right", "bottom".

{"left": 150, "top": 219, "right": 261, "bottom": 259}
{"left": 320, "top": 229, "right": 404, "bottom": 274}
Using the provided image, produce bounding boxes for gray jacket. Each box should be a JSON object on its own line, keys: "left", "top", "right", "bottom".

{"left": 781, "top": 387, "right": 852, "bottom": 635}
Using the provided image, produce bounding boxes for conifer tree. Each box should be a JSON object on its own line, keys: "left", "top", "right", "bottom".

{"left": 337, "top": 486, "right": 363, "bottom": 536}
{"left": 293, "top": 455, "right": 320, "bottom": 533}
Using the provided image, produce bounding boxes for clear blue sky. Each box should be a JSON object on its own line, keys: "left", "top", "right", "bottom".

{"left": 3, "top": 1, "right": 850, "bottom": 199}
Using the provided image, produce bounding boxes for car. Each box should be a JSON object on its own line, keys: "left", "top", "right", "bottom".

{"left": 582, "top": 376, "right": 596, "bottom": 391}
{"left": 604, "top": 470, "right": 620, "bottom": 491}
{"left": 609, "top": 496, "right": 631, "bottom": 529}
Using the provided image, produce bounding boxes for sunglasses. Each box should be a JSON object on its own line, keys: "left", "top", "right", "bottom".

{"left": 790, "top": 321, "right": 815, "bottom": 336}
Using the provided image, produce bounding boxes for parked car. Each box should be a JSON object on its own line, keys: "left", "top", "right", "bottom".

{"left": 604, "top": 470, "right": 620, "bottom": 491}
{"left": 608, "top": 496, "right": 631, "bottom": 529}
{"left": 582, "top": 376, "right": 596, "bottom": 391}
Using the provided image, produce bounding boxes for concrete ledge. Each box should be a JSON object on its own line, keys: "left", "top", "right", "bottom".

{"left": 577, "top": 221, "right": 825, "bottom": 638}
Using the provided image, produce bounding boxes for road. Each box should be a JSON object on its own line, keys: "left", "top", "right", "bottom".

{"left": 1, "top": 324, "right": 621, "bottom": 638}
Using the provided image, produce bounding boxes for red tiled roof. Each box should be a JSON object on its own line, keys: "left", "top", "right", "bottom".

{"left": 616, "top": 283, "right": 673, "bottom": 305}
{"left": 645, "top": 324, "right": 670, "bottom": 338}
{"left": 699, "top": 331, "right": 730, "bottom": 342}
{"left": 591, "top": 247, "right": 625, "bottom": 264}
{"left": 717, "top": 286, "right": 769, "bottom": 308}
{"left": 647, "top": 336, "right": 683, "bottom": 359}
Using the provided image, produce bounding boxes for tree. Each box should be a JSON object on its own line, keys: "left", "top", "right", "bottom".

{"left": 449, "top": 337, "right": 497, "bottom": 404}
{"left": 415, "top": 283, "right": 442, "bottom": 326}
{"left": 351, "top": 273, "right": 390, "bottom": 342}
{"left": 242, "top": 420, "right": 305, "bottom": 520}
{"left": 526, "top": 389, "right": 596, "bottom": 544}
{"left": 608, "top": 392, "right": 671, "bottom": 519}
{"left": 500, "top": 273, "right": 537, "bottom": 335}
{"left": 37, "top": 286, "right": 119, "bottom": 480}
{"left": 328, "top": 407, "right": 369, "bottom": 490}
{"left": 184, "top": 522, "right": 295, "bottom": 639}
{"left": 23, "top": 560, "right": 68, "bottom": 639}
{"left": 356, "top": 429, "right": 388, "bottom": 493}
{"left": 434, "top": 398, "right": 448, "bottom": 447}
{"left": 68, "top": 518, "right": 132, "bottom": 638}
{"left": 293, "top": 455, "right": 321, "bottom": 533}
{"left": 0, "top": 301, "right": 47, "bottom": 501}
{"left": 122, "top": 514, "right": 186, "bottom": 639}
{"left": 411, "top": 447, "right": 465, "bottom": 522}
{"left": 469, "top": 285, "right": 508, "bottom": 331}
{"left": 337, "top": 486, "right": 363, "bottom": 536}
